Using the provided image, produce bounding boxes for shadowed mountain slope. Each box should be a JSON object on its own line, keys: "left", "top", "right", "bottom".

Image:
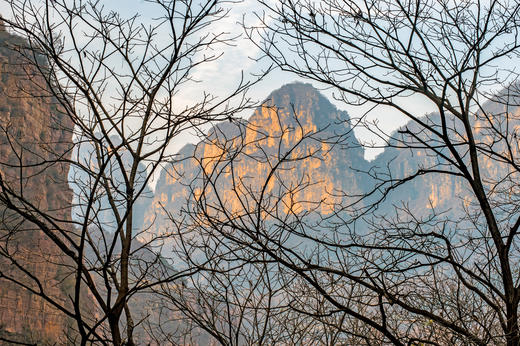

{"left": 0, "top": 27, "right": 76, "bottom": 344}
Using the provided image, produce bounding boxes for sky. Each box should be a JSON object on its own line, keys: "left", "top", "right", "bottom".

{"left": 88, "top": 0, "right": 425, "bottom": 159}
{"left": 116, "top": 0, "right": 419, "bottom": 160}
{"left": 0, "top": 0, "right": 432, "bottom": 163}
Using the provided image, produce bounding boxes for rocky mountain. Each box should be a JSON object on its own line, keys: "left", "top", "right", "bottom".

{"left": 369, "top": 102, "right": 516, "bottom": 221}
{"left": 142, "top": 81, "right": 517, "bottom": 250}
{"left": 0, "top": 27, "right": 75, "bottom": 344}
{"left": 369, "top": 114, "right": 467, "bottom": 216}
{"left": 142, "top": 83, "right": 369, "bottom": 246}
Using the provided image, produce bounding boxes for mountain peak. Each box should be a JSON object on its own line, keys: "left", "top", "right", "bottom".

{"left": 269, "top": 81, "right": 319, "bottom": 95}
{"left": 264, "top": 82, "right": 329, "bottom": 107}
{"left": 250, "top": 82, "right": 350, "bottom": 132}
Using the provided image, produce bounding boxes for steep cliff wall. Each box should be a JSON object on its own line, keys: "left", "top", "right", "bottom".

{"left": 143, "top": 82, "right": 518, "bottom": 245}
{"left": 143, "top": 83, "right": 368, "bottom": 243}
{"left": 371, "top": 103, "right": 519, "bottom": 220}
{"left": 0, "top": 28, "right": 75, "bottom": 344}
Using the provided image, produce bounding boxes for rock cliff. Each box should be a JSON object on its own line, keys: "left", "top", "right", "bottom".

{"left": 143, "top": 83, "right": 368, "bottom": 244}
{"left": 143, "top": 82, "right": 518, "bottom": 247}
{"left": 0, "top": 28, "right": 75, "bottom": 344}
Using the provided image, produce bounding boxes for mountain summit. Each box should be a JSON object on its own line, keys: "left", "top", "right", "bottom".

{"left": 255, "top": 82, "right": 342, "bottom": 124}
{"left": 141, "top": 82, "right": 488, "bottom": 242}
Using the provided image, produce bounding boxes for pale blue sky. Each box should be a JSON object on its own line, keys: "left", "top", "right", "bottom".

{"left": 0, "top": 0, "right": 426, "bottom": 162}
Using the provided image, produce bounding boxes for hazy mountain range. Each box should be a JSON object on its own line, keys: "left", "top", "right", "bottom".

{"left": 139, "top": 82, "right": 470, "bottom": 248}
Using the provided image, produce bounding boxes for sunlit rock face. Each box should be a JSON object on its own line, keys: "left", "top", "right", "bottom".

{"left": 143, "top": 82, "right": 519, "bottom": 248}
{"left": 0, "top": 29, "right": 75, "bottom": 343}
{"left": 142, "top": 82, "right": 368, "bottom": 246}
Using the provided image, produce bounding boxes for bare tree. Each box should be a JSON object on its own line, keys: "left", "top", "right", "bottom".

{"left": 155, "top": 85, "right": 370, "bottom": 345}
{"left": 0, "top": 0, "right": 259, "bottom": 344}
{"left": 173, "top": 0, "right": 520, "bottom": 345}
{"left": 5, "top": 0, "right": 520, "bottom": 344}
